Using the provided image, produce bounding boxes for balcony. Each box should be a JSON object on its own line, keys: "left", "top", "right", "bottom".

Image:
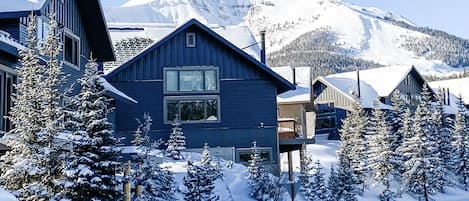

{"left": 277, "top": 118, "right": 314, "bottom": 153}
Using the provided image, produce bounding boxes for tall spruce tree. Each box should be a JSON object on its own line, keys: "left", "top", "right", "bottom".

{"left": 306, "top": 160, "right": 331, "bottom": 201}
{"left": 165, "top": 117, "right": 186, "bottom": 160}
{"left": 395, "top": 108, "right": 413, "bottom": 176}
{"left": 453, "top": 95, "right": 469, "bottom": 190}
{"left": 132, "top": 114, "right": 175, "bottom": 201}
{"left": 337, "top": 113, "right": 358, "bottom": 201}
{"left": 59, "top": 58, "right": 121, "bottom": 201}
{"left": 433, "top": 89, "right": 453, "bottom": 172}
{"left": 299, "top": 154, "right": 315, "bottom": 194}
{"left": 368, "top": 106, "right": 396, "bottom": 201}
{"left": 339, "top": 99, "right": 368, "bottom": 195}
{"left": 327, "top": 165, "right": 340, "bottom": 201}
{"left": 0, "top": 13, "right": 64, "bottom": 200}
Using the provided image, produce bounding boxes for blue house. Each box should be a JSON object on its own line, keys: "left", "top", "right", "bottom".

{"left": 104, "top": 19, "right": 295, "bottom": 173}
{"left": 0, "top": 0, "right": 115, "bottom": 131}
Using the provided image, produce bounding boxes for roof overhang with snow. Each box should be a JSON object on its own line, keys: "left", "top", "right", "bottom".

{"left": 0, "top": 0, "right": 115, "bottom": 62}
{"left": 104, "top": 18, "right": 295, "bottom": 94}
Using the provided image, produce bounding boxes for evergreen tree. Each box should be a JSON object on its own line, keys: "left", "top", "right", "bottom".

{"left": 248, "top": 141, "right": 284, "bottom": 201}
{"left": 453, "top": 95, "right": 469, "bottom": 190}
{"left": 368, "top": 106, "right": 396, "bottom": 201}
{"left": 433, "top": 90, "right": 453, "bottom": 172}
{"left": 327, "top": 165, "right": 340, "bottom": 201}
{"left": 337, "top": 115, "right": 358, "bottom": 201}
{"left": 201, "top": 143, "right": 222, "bottom": 181}
{"left": 132, "top": 114, "right": 175, "bottom": 201}
{"left": 395, "top": 108, "right": 413, "bottom": 176}
{"left": 338, "top": 99, "right": 368, "bottom": 195}
{"left": 183, "top": 159, "right": 219, "bottom": 201}
{"left": 305, "top": 160, "right": 331, "bottom": 201}
{"left": 58, "top": 58, "right": 121, "bottom": 201}
{"left": 165, "top": 116, "right": 186, "bottom": 160}
{"left": 299, "top": 154, "right": 315, "bottom": 194}
{"left": 0, "top": 13, "right": 64, "bottom": 200}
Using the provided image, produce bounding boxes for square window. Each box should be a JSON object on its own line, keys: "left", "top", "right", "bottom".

{"left": 164, "top": 67, "right": 219, "bottom": 93}
{"left": 164, "top": 96, "right": 220, "bottom": 123}
{"left": 186, "top": 32, "right": 196, "bottom": 47}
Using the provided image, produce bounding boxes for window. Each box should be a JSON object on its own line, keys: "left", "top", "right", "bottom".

{"left": 315, "top": 103, "right": 336, "bottom": 130}
{"left": 164, "top": 67, "right": 218, "bottom": 93}
{"left": 37, "top": 17, "right": 50, "bottom": 42}
{"left": 63, "top": 30, "right": 80, "bottom": 69}
{"left": 165, "top": 96, "right": 219, "bottom": 123}
{"left": 186, "top": 32, "right": 196, "bottom": 47}
{"left": 236, "top": 147, "right": 272, "bottom": 163}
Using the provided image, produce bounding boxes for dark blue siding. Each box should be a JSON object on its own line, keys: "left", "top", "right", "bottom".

{"left": 108, "top": 24, "right": 281, "bottom": 164}
{"left": 0, "top": 19, "right": 20, "bottom": 40}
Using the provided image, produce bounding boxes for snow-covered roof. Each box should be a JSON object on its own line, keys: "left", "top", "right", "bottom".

{"left": 0, "top": 30, "right": 25, "bottom": 52}
{"left": 0, "top": 0, "right": 46, "bottom": 13}
{"left": 273, "top": 66, "right": 311, "bottom": 104}
{"left": 429, "top": 77, "right": 469, "bottom": 105}
{"left": 104, "top": 22, "right": 261, "bottom": 74}
{"left": 99, "top": 77, "right": 138, "bottom": 104}
{"left": 315, "top": 65, "right": 415, "bottom": 108}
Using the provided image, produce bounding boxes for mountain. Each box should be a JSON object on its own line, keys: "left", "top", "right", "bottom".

{"left": 103, "top": 0, "right": 469, "bottom": 77}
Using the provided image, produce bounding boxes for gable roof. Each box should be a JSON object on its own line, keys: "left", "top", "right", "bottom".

{"left": 429, "top": 77, "right": 469, "bottom": 105}
{"left": 313, "top": 65, "right": 425, "bottom": 108}
{"left": 104, "top": 18, "right": 295, "bottom": 94}
{"left": 104, "top": 23, "right": 261, "bottom": 74}
{"left": 0, "top": 0, "right": 115, "bottom": 62}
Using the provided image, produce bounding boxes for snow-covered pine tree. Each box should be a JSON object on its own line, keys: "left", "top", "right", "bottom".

{"left": 419, "top": 85, "right": 445, "bottom": 192}
{"left": 247, "top": 141, "right": 284, "bottom": 201}
{"left": 453, "top": 95, "right": 469, "bottom": 190}
{"left": 165, "top": 116, "right": 186, "bottom": 160}
{"left": 433, "top": 89, "right": 453, "bottom": 172}
{"left": 132, "top": 114, "right": 175, "bottom": 201}
{"left": 59, "top": 58, "right": 121, "bottom": 201}
{"left": 368, "top": 105, "right": 396, "bottom": 201}
{"left": 299, "top": 153, "right": 314, "bottom": 194}
{"left": 337, "top": 115, "right": 358, "bottom": 201}
{"left": 304, "top": 160, "right": 330, "bottom": 201}
{"left": 0, "top": 13, "right": 64, "bottom": 200}
{"left": 327, "top": 165, "right": 340, "bottom": 201}
{"left": 394, "top": 108, "right": 413, "bottom": 177}
{"left": 183, "top": 159, "right": 219, "bottom": 201}
{"left": 201, "top": 143, "right": 221, "bottom": 181}
{"left": 339, "top": 99, "right": 368, "bottom": 194}
{"left": 389, "top": 90, "right": 407, "bottom": 149}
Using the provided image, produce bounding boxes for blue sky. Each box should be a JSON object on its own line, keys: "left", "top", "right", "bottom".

{"left": 101, "top": 0, "right": 469, "bottom": 39}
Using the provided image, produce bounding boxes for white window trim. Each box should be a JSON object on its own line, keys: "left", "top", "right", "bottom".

{"left": 63, "top": 29, "right": 80, "bottom": 70}
{"left": 163, "top": 66, "right": 220, "bottom": 94}
{"left": 236, "top": 147, "right": 273, "bottom": 163}
{"left": 163, "top": 95, "right": 221, "bottom": 124}
{"left": 186, "top": 32, "right": 196, "bottom": 48}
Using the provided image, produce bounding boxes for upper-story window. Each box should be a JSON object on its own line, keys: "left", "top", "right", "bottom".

{"left": 186, "top": 32, "right": 196, "bottom": 47}
{"left": 164, "top": 67, "right": 218, "bottom": 93}
{"left": 37, "top": 17, "right": 50, "bottom": 42}
{"left": 164, "top": 66, "right": 220, "bottom": 124}
{"left": 63, "top": 30, "right": 80, "bottom": 69}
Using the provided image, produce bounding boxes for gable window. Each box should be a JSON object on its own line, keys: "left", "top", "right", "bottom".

{"left": 186, "top": 32, "right": 196, "bottom": 47}
{"left": 63, "top": 30, "right": 80, "bottom": 69}
{"left": 164, "top": 66, "right": 220, "bottom": 123}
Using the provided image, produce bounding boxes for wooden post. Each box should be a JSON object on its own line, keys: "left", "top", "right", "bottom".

{"left": 135, "top": 185, "right": 143, "bottom": 197}
{"left": 123, "top": 161, "right": 131, "bottom": 201}
{"left": 288, "top": 151, "right": 295, "bottom": 201}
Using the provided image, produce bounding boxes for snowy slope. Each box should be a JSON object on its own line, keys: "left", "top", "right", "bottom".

{"left": 103, "top": 0, "right": 469, "bottom": 77}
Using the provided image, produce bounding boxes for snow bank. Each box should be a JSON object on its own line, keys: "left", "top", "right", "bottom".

{"left": 0, "top": 188, "right": 18, "bottom": 201}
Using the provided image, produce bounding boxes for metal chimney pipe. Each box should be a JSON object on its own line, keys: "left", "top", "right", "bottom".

{"left": 447, "top": 88, "right": 450, "bottom": 105}
{"left": 260, "top": 30, "right": 266, "bottom": 64}
{"left": 292, "top": 67, "right": 296, "bottom": 85}
{"left": 357, "top": 70, "right": 361, "bottom": 98}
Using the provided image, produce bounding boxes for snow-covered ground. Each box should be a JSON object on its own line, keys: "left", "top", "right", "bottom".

{"left": 0, "top": 188, "right": 17, "bottom": 201}
{"left": 281, "top": 135, "right": 469, "bottom": 201}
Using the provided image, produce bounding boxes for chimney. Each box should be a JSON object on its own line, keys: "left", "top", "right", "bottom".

{"left": 442, "top": 88, "right": 446, "bottom": 105}
{"left": 260, "top": 30, "right": 266, "bottom": 64}
{"left": 356, "top": 70, "right": 361, "bottom": 98}
{"left": 292, "top": 67, "right": 296, "bottom": 85}
{"left": 447, "top": 88, "right": 450, "bottom": 105}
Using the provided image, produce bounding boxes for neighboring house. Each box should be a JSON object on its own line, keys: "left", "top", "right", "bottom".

{"left": 429, "top": 77, "right": 469, "bottom": 110}
{"left": 103, "top": 19, "right": 294, "bottom": 173}
{"left": 0, "top": 0, "right": 117, "bottom": 132}
{"left": 312, "top": 65, "right": 429, "bottom": 139}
